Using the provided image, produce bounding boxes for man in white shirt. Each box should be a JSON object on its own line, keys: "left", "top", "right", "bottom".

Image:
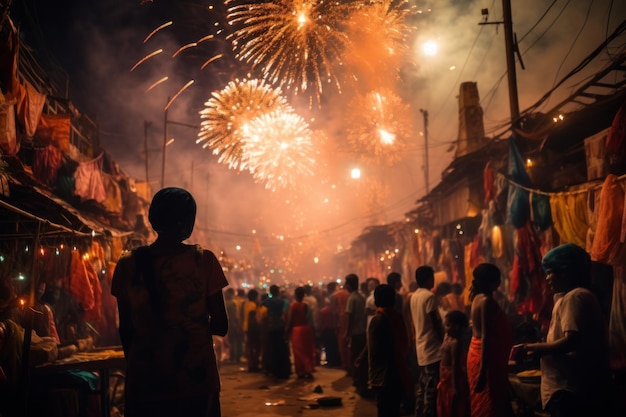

{"left": 410, "top": 266, "right": 444, "bottom": 417}
{"left": 524, "top": 243, "right": 612, "bottom": 417}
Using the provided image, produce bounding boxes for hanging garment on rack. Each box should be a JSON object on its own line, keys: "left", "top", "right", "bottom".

{"left": 549, "top": 192, "right": 589, "bottom": 248}
{"left": 33, "top": 144, "right": 62, "bottom": 187}
{"left": 35, "top": 114, "right": 70, "bottom": 151}
{"left": 74, "top": 154, "right": 106, "bottom": 203}
{"left": 11, "top": 78, "right": 46, "bottom": 138}
{"left": 591, "top": 174, "right": 625, "bottom": 265}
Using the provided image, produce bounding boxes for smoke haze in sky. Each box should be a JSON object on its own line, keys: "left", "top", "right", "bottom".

{"left": 15, "top": 0, "right": 626, "bottom": 281}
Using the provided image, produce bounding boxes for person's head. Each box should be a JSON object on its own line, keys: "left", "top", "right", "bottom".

{"left": 415, "top": 266, "right": 435, "bottom": 289}
{"left": 444, "top": 310, "right": 469, "bottom": 338}
{"left": 148, "top": 187, "right": 196, "bottom": 242}
{"left": 374, "top": 284, "right": 396, "bottom": 308}
{"left": 269, "top": 284, "right": 280, "bottom": 297}
{"left": 237, "top": 288, "right": 245, "bottom": 298}
{"left": 247, "top": 289, "right": 259, "bottom": 302}
{"left": 327, "top": 281, "right": 338, "bottom": 295}
{"left": 225, "top": 288, "right": 235, "bottom": 299}
{"left": 542, "top": 243, "right": 591, "bottom": 293}
{"left": 386, "top": 272, "right": 402, "bottom": 291}
{"left": 366, "top": 277, "right": 380, "bottom": 293}
{"left": 471, "top": 263, "right": 501, "bottom": 299}
{"left": 451, "top": 283, "right": 463, "bottom": 296}
{"left": 435, "top": 281, "right": 452, "bottom": 297}
{"left": 345, "top": 273, "right": 359, "bottom": 292}
{"left": 304, "top": 284, "right": 312, "bottom": 296}
{"left": 294, "top": 286, "right": 306, "bottom": 301}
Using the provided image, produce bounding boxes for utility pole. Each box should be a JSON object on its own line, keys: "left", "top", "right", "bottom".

{"left": 144, "top": 121, "right": 151, "bottom": 184}
{"left": 479, "top": 0, "right": 521, "bottom": 124}
{"left": 420, "top": 109, "right": 430, "bottom": 194}
{"left": 161, "top": 98, "right": 169, "bottom": 190}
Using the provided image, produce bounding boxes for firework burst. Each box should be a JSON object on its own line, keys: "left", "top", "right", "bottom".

{"left": 240, "top": 111, "right": 316, "bottom": 191}
{"left": 345, "top": 89, "right": 414, "bottom": 164}
{"left": 226, "top": 0, "right": 359, "bottom": 103}
{"left": 197, "top": 79, "right": 290, "bottom": 169}
{"left": 344, "top": 0, "right": 417, "bottom": 90}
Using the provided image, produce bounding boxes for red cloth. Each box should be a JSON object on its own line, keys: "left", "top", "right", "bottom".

{"left": 289, "top": 301, "right": 315, "bottom": 376}
{"left": 483, "top": 161, "right": 495, "bottom": 204}
{"left": 69, "top": 251, "right": 95, "bottom": 311}
{"left": 437, "top": 363, "right": 470, "bottom": 417}
{"left": 467, "top": 309, "right": 513, "bottom": 417}
{"left": 33, "top": 144, "right": 62, "bottom": 186}
{"left": 510, "top": 221, "right": 545, "bottom": 316}
{"left": 35, "top": 113, "right": 70, "bottom": 150}
{"left": 377, "top": 307, "right": 412, "bottom": 396}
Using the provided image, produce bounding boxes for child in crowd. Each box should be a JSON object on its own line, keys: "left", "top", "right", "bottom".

{"left": 437, "top": 310, "right": 470, "bottom": 417}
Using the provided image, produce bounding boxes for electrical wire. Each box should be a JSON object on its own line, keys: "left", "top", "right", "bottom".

{"left": 549, "top": 0, "right": 595, "bottom": 92}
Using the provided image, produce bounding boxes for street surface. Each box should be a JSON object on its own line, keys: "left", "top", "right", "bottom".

{"left": 219, "top": 362, "right": 377, "bottom": 417}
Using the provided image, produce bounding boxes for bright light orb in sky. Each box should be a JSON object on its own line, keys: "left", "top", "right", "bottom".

{"left": 197, "top": 79, "right": 289, "bottom": 169}
{"left": 240, "top": 111, "right": 316, "bottom": 191}
{"left": 422, "top": 40, "right": 438, "bottom": 56}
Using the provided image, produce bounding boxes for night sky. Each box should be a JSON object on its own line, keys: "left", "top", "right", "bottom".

{"left": 10, "top": 0, "right": 626, "bottom": 282}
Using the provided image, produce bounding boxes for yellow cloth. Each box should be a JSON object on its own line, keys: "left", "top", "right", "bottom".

{"left": 590, "top": 174, "right": 625, "bottom": 264}
{"left": 550, "top": 193, "right": 589, "bottom": 247}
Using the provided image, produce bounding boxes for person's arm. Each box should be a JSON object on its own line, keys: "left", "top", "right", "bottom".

{"left": 117, "top": 299, "right": 133, "bottom": 356}
{"left": 450, "top": 339, "right": 459, "bottom": 397}
{"left": 524, "top": 331, "right": 581, "bottom": 356}
{"left": 475, "top": 298, "right": 494, "bottom": 393}
{"left": 345, "top": 297, "right": 354, "bottom": 341}
{"left": 208, "top": 291, "right": 228, "bottom": 337}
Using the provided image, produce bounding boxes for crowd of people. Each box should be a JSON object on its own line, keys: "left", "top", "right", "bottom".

{"left": 108, "top": 187, "right": 616, "bottom": 417}
{"left": 3, "top": 188, "right": 614, "bottom": 417}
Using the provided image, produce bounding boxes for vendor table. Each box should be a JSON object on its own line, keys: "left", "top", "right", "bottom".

{"left": 32, "top": 348, "right": 126, "bottom": 417}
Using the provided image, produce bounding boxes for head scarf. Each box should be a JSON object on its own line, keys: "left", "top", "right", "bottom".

{"left": 541, "top": 243, "right": 590, "bottom": 273}
{"left": 148, "top": 187, "right": 196, "bottom": 242}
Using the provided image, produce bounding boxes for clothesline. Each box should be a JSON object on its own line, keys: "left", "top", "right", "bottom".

{"left": 498, "top": 172, "right": 626, "bottom": 196}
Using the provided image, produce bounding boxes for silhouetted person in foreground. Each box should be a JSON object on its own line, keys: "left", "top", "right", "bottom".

{"left": 112, "top": 187, "right": 229, "bottom": 417}
{"left": 523, "top": 243, "right": 612, "bottom": 417}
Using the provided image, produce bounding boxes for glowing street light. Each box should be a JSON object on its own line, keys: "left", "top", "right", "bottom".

{"left": 351, "top": 168, "right": 361, "bottom": 179}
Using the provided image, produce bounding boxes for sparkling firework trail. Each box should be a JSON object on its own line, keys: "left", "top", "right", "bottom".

{"left": 130, "top": 49, "right": 163, "bottom": 72}
{"left": 226, "top": 0, "right": 359, "bottom": 103}
{"left": 346, "top": 89, "right": 413, "bottom": 164}
{"left": 146, "top": 76, "right": 169, "bottom": 92}
{"left": 197, "top": 79, "right": 290, "bottom": 169}
{"left": 143, "top": 21, "right": 173, "bottom": 44}
{"left": 165, "top": 80, "right": 195, "bottom": 111}
{"left": 240, "top": 111, "right": 316, "bottom": 191}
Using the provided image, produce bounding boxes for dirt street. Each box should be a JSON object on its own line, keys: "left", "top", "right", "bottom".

{"left": 219, "top": 363, "right": 378, "bottom": 417}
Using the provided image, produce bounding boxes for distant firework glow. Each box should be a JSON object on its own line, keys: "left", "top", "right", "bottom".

{"left": 240, "top": 111, "right": 316, "bottom": 191}
{"left": 197, "top": 79, "right": 290, "bottom": 169}
{"left": 226, "top": 0, "right": 359, "bottom": 103}
{"left": 346, "top": 89, "right": 413, "bottom": 164}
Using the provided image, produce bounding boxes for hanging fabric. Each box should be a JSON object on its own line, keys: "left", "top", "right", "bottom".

{"left": 11, "top": 78, "right": 46, "bottom": 138}
{"left": 590, "top": 174, "right": 625, "bottom": 265}
{"left": 74, "top": 153, "right": 106, "bottom": 203}
{"left": 35, "top": 113, "right": 71, "bottom": 151}
{"left": 506, "top": 137, "right": 532, "bottom": 228}
{"left": 33, "top": 144, "right": 62, "bottom": 187}
{"left": 549, "top": 192, "right": 589, "bottom": 248}
{"left": 0, "top": 90, "right": 17, "bottom": 155}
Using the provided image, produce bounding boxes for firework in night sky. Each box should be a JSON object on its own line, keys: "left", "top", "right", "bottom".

{"left": 344, "top": 0, "right": 417, "bottom": 91}
{"left": 240, "top": 111, "right": 316, "bottom": 191}
{"left": 197, "top": 78, "right": 290, "bottom": 169}
{"left": 345, "top": 88, "right": 414, "bottom": 164}
{"left": 226, "top": 0, "right": 359, "bottom": 103}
